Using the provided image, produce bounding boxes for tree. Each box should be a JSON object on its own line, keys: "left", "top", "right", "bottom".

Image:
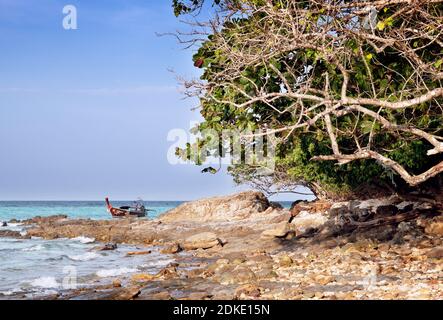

{"left": 173, "top": 0, "right": 443, "bottom": 200}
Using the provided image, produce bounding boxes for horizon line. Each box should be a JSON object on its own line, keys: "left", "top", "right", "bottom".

{"left": 0, "top": 198, "right": 296, "bottom": 202}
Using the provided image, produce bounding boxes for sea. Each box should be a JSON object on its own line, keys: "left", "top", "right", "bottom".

{"left": 0, "top": 200, "right": 292, "bottom": 298}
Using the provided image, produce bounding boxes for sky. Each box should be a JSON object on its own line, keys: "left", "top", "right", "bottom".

{"left": 0, "top": 0, "right": 309, "bottom": 201}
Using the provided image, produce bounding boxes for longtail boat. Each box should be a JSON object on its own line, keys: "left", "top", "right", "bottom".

{"left": 105, "top": 197, "right": 147, "bottom": 218}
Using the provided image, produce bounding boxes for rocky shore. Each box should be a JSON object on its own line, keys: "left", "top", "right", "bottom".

{"left": 1, "top": 191, "right": 442, "bottom": 300}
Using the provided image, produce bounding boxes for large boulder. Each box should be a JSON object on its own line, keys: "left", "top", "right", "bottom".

{"left": 159, "top": 191, "right": 271, "bottom": 223}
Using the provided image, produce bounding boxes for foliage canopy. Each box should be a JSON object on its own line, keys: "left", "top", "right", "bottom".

{"left": 173, "top": 0, "right": 443, "bottom": 199}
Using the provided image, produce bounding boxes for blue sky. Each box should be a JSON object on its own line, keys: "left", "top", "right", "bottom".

{"left": 0, "top": 0, "right": 305, "bottom": 201}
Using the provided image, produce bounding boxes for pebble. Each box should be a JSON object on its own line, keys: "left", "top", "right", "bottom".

{"left": 126, "top": 250, "right": 152, "bottom": 256}
{"left": 278, "top": 255, "right": 294, "bottom": 267}
{"left": 112, "top": 279, "right": 122, "bottom": 288}
{"left": 160, "top": 243, "right": 182, "bottom": 254}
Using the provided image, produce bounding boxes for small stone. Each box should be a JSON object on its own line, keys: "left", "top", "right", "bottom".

{"left": 112, "top": 279, "right": 122, "bottom": 288}
{"left": 270, "top": 212, "right": 292, "bottom": 224}
{"left": 426, "top": 247, "right": 443, "bottom": 259}
{"left": 156, "top": 266, "right": 179, "bottom": 279}
{"left": 322, "top": 239, "right": 339, "bottom": 249}
{"left": 151, "top": 291, "right": 172, "bottom": 300}
{"left": 218, "top": 266, "right": 257, "bottom": 285}
{"left": 186, "top": 268, "right": 205, "bottom": 278}
{"left": 314, "top": 275, "right": 334, "bottom": 285}
{"left": 417, "top": 239, "right": 433, "bottom": 249}
{"left": 160, "top": 243, "right": 182, "bottom": 254}
{"left": 285, "top": 231, "right": 296, "bottom": 240}
{"left": 376, "top": 204, "right": 399, "bottom": 217}
{"left": 131, "top": 273, "right": 155, "bottom": 282}
{"left": 126, "top": 250, "right": 151, "bottom": 256}
{"left": 409, "top": 289, "right": 432, "bottom": 300}
{"left": 235, "top": 284, "right": 261, "bottom": 298}
{"left": 185, "top": 292, "right": 212, "bottom": 300}
{"left": 100, "top": 243, "right": 118, "bottom": 251}
{"left": 425, "top": 220, "right": 443, "bottom": 237}
{"left": 216, "top": 258, "right": 230, "bottom": 265}
{"left": 108, "top": 287, "right": 141, "bottom": 300}
{"left": 1, "top": 222, "right": 7, "bottom": 227}
{"left": 278, "top": 255, "right": 294, "bottom": 267}
{"left": 0, "top": 230, "right": 23, "bottom": 238}
{"left": 232, "top": 258, "right": 246, "bottom": 265}
{"left": 302, "top": 292, "right": 315, "bottom": 299}
{"left": 255, "top": 269, "right": 278, "bottom": 279}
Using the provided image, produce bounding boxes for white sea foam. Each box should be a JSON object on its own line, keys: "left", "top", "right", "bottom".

{"left": 1, "top": 222, "right": 25, "bottom": 233}
{"left": 42, "top": 289, "right": 58, "bottom": 296}
{"left": 7, "top": 223, "right": 23, "bottom": 228}
{"left": 30, "top": 276, "right": 59, "bottom": 289}
{"left": 68, "top": 252, "right": 99, "bottom": 261}
{"left": 72, "top": 236, "right": 95, "bottom": 244}
{"left": 140, "top": 259, "right": 175, "bottom": 268}
{"left": 22, "top": 244, "right": 44, "bottom": 252}
{"left": 96, "top": 267, "right": 138, "bottom": 278}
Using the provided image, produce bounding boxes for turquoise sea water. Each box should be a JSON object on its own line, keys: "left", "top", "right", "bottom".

{"left": 0, "top": 201, "right": 184, "bottom": 297}
{"left": 0, "top": 201, "right": 184, "bottom": 222}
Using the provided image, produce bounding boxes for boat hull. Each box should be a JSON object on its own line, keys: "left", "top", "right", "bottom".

{"left": 105, "top": 197, "right": 147, "bottom": 218}
{"left": 109, "top": 207, "right": 146, "bottom": 218}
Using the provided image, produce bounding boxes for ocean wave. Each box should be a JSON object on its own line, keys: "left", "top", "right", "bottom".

{"left": 72, "top": 236, "right": 95, "bottom": 244}
{"left": 0, "top": 222, "right": 25, "bottom": 233}
{"left": 30, "top": 276, "right": 59, "bottom": 289}
{"left": 22, "top": 244, "right": 44, "bottom": 252}
{"left": 96, "top": 267, "right": 138, "bottom": 278}
{"left": 140, "top": 259, "right": 175, "bottom": 268}
{"left": 0, "top": 290, "right": 18, "bottom": 296}
{"left": 7, "top": 223, "right": 23, "bottom": 227}
{"left": 68, "top": 252, "right": 100, "bottom": 261}
{"left": 45, "top": 256, "right": 66, "bottom": 262}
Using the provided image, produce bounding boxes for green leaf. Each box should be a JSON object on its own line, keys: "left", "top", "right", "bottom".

{"left": 376, "top": 21, "right": 386, "bottom": 31}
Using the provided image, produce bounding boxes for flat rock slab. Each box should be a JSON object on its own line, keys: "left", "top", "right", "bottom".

{"left": 182, "top": 232, "right": 221, "bottom": 250}
{"left": 261, "top": 222, "right": 290, "bottom": 238}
